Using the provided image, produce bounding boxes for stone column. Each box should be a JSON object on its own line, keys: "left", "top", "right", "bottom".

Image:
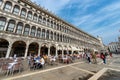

{"left": 22, "top": 24, "right": 25, "bottom": 35}
{"left": 6, "top": 43, "right": 12, "bottom": 58}
{"left": 13, "top": 21, "right": 18, "bottom": 33}
{"left": 4, "top": 20, "right": 9, "bottom": 31}
{"left": 55, "top": 48, "right": 58, "bottom": 57}
{"left": 48, "top": 45, "right": 50, "bottom": 56}
{"left": 38, "top": 44, "right": 41, "bottom": 56}
{"left": 62, "top": 49, "right": 64, "bottom": 58}
{"left": 35, "top": 27, "right": 38, "bottom": 37}
{"left": 11, "top": 3, "right": 15, "bottom": 13}
{"left": 29, "top": 26, "right": 32, "bottom": 36}
{"left": 24, "top": 43, "right": 29, "bottom": 58}
{"left": 0, "top": 1, "right": 5, "bottom": 10}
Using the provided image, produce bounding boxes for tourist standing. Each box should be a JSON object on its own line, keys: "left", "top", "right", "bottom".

{"left": 91, "top": 51, "right": 97, "bottom": 64}
{"left": 86, "top": 52, "right": 91, "bottom": 64}
{"left": 100, "top": 53, "right": 106, "bottom": 64}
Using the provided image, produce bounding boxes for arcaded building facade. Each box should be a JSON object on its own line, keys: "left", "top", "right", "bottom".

{"left": 0, "top": 0, "right": 102, "bottom": 58}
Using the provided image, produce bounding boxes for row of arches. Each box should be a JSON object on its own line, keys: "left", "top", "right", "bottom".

{"left": 0, "top": 0, "right": 100, "bottom": 48}
{"left": 0, "top": 16, "right": 70, "bottom": 42}
{"left": 0, "top": 38, "right": 73, "bottom": 58}
{"left": 0, "top": 0, "right": 68, "bottom": 33}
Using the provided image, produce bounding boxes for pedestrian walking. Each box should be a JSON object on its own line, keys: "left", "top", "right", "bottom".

{"left": 100, "top": 53, "right": 106, "bottom": 64}
{"left": 91, "top": 51, "right": 97, "bottom": 64}
{"left": 86, "top": 52, "right": 91, "bottom": 64}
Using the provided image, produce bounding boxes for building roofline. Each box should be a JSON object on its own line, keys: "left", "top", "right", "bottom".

{"left": 21, "top": 0, "right": 98, "bottom": 40}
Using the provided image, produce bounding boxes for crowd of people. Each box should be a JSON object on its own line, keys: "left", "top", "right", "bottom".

{"left": 0, "top": 51, "right": 113, "bottom": 76}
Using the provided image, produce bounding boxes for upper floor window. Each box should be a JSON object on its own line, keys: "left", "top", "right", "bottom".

{"left": 16, "top": 22, "right": 23, "bottom": 34}
{"left": 33, "top": 13, "right": 37, "bottom": 22}
{"left": 30, "top": 26, "right": 36, "bottom": 37}
{"left": 54, "top": 33, "right": 56, "bottom": 41}
{"left": 43, "top": 17, "right": 46, "bottom": 24}
{"left": 38, "top": 16, "right": 42, "bottom": 23}
{"left": 27, "top": 11, "right": 32, "bottom": 20}
{"left": 20, "top": 8, "right": 26, "bottom": 18}
{"left": 3, "top": 1, "right": 12, "bottom": 12}
{"left": 24, "top": 24, "right": 30, "bottom": 35}
{"left": 0, "top": 17, "right": 6, "bottom": 31}
{"left": 47, "top": 19, "right": 50, "bottom": 27}
{"left": 46, "top": 30, "right": 49, "bottom": 39}
{"left": 13, "top": 5, "right": 20, "bottom": 15}
{"left": 42, "top": 29, "right": 45, "bottom": 39}
{"left": 50, "top": 31, "right": 53, "bottom": 40}
{"left": 37, "top": 28, "right": 41, "bottom": 38}
{"left": 6, "top": 20, "right": 15, "bottom": 32}
{"left": 51, "top": 21, "right": 53, "bottom": 28}
{"left": 57, "top": 34, "right": 59, "bottom": 41}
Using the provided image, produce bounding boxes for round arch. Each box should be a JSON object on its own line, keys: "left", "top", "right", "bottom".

{"left": 41, "top": 43, "right": 48, "bottom": 55}
{"left": 50, "top": 45, "right": 56, "bottom": 56}
{"left": 10, "top": 41, "right": 26, "bottom": 57}
{"left": 28, "top": 42, "right": 39, "bottom": 56}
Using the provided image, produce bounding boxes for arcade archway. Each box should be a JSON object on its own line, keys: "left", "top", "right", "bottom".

{"left": 50, "top": 46, "right": 56, "bottom": 55}
{"left": 28, "top": 42, "right": 39, "bottom": 56}
{"left": 11, "top": 41, "right": 26, "bottom": 57}
{"left": 0, "top": 39, "right": 9, "bottom": 58}
{"left": 41, "top": 45, "right": 48, "bottom": 55}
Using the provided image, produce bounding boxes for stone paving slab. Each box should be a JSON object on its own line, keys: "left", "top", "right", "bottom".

{"left": 11, "top": 67, "right": 92, "bottom": 80}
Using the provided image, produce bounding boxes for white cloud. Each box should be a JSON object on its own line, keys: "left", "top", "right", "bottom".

{"left": 31, "top": 0, "right": 70, "bottom": 13}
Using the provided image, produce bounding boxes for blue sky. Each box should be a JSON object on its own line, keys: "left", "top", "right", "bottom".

{"left": 31, "top": 0, "right": 120, "bottom": 45}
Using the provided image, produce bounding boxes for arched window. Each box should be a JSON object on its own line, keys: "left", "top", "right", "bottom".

{"left": 54, "top": 22, "right": 56, "bottom": 29}
{"left": 51, "top": 21, "right": 53, "bottom": 28}
{"left": 3, "top": 1, "right": 12, "bottom": 12}
{"left": 33, "top": 13, "right": 37, "bottom": 22}
{"left": 0, "top": 17, "right": 6, "bottom": 31}
{"left": 47, "top": 19, "right": 50, "bottom": 27}
{"left": 30, "top": 26, "right": 36, "bottom": 36}
{"left": 57, "top": 34, "right": 59, "bottom": 41}
{"left": 50, "top": 31, "right": 53, "bottom": 40}
{"left": 27, "top": 11, "right": 32, "bottom": 20}
{"left": 16, "top": 22, "right": 23, "bottom": 34}
{"left": 43, "top": 17, "right": 46, "bottom": 24}
{"left": 0, "top": 0, "right": 3, "bottom": 6}
{"left": 37, "top": 28, "right": 41, "bottom": 38}
{"left": 57, "top": 24, "right": 59, "bottom": 30}
{"left": 13, "top": 5, "right": 20, "bottom": 15}
{"left": 20, "top": 8, "right": 26, "bottom": 18}
{"left": 38, "top": 15, "right": 42, "bottom": 23}
{"left": 24, "top": 24, "right": 30, "bottom": 35}
{"left": 54, "top": 32, "right": 56, "bottom": 41}
{"left": 60, "top": 35, "right": 62, "bottom": 42}
{"left": 6, "top": 20, "right": 15, "bottom": 32}
{"left": 42, "top": 29, "right": 45, "bottom": 38}
{"left": 46, "top": 30, "right": 49, "bottom": 39}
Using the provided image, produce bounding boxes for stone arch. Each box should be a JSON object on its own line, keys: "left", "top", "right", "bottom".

{"left": 10, "top": 41, "right": 26, "bottom": 57}
{"left": 15, "top": 22, "right": 23, "bottom": 34}
{"left": 20, "top": 8, "right": 27, "bottom": 17}
{"left": 13, "top": 5, "right": 20, "bottom": 15}
{"left": 28, "top": 42, "right": 39, "bottom": 56}
{"left": 3, "top": 1, "right": 12, "bottom": 12}
{"left": 50, "top": 44, "right": 56, "bottom": 56}
{"left": 40, "top": 43, "right": 49, "bottom": 55}
{"left": 6, "top": 19, "right": 16, "bottom": 32}
{"left": 57, "top": 45, "right": 62, "bottom": 55}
